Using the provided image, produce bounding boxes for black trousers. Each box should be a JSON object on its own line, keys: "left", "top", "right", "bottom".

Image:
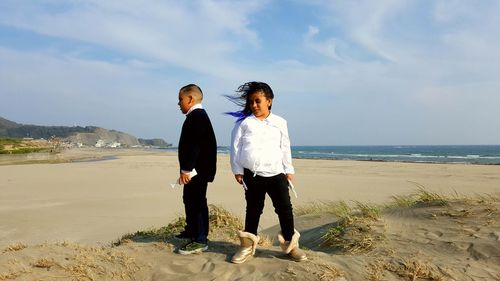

{"left": 243, "top": 169, "right": 295, "bottom": 241}
{"left": 182, "top": 176, "right": 209, "bottom": 244}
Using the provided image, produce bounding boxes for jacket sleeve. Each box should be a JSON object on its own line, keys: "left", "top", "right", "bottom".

{"left": 178, "top": 113, "right": 206, "bottom": 172}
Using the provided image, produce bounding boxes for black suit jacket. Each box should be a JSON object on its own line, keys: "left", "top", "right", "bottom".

{"left": 178, "top": 108, "right": 217, "bottom": 182}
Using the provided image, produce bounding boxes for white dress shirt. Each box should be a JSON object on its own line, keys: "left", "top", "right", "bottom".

{"left": 186, "top": 103, "right": 203, "bottom": 115}
{"left": 230, "top": 113, "right": 294, "bottom": 177}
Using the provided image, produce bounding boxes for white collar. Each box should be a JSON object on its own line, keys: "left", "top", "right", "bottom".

{"left": 250, "top": 112, "right": 273, "bottom": 122}
{"left": 186, "top": 103, "right": 203, "bottom": 115}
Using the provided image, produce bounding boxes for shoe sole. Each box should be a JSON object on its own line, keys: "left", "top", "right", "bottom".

{"left": 178, "top": 245, "right": 208, "bottom": 255}
{"left": 231, "top": 255, "right": 253, "bottom": 264}
{"left": 289, "top": 255, "right": 307, "bottom": 262}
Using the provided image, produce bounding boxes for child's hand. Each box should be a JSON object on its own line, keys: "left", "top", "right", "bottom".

{"left": 234, "top": 174, "right": 243, "bottom": 184}
{"left": 179, "top": 172, "right": 191, "bottom": 185}
{"left": 286, "top": 174, "right": 294, "bottom": 182}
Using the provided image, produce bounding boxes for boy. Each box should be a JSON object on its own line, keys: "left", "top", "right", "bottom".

{"left": 176, "top": 84, "right": 217, "bottom": 254}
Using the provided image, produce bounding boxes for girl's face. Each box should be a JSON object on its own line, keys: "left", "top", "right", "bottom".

{"left": 248, "top": 91, "right": 272, "bottom": 120}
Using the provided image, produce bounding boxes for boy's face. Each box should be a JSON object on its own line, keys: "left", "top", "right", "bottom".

{"left": 248, "top": 91, "right": 272, "bottom": 120}
{"left": 178, "top": 92, "right": 192, "bottom": 114}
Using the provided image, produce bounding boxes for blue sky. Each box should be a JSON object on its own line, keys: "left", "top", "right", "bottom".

{"left": 1, "top": 0, "right": 499, "bottom": 145}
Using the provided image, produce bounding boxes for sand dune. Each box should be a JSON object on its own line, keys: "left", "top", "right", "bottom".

{"left": 1, "top": 149, "right": 499, "bottom": 280}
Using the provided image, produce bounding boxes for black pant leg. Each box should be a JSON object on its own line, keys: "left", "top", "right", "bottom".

{"left": 267, "top": 174, "right": 295, "bottom": 241}
{"left": 183, "top": 176, "right": 209, "bottom": 243}
{"left": 243, "top": 170, "right": 267, "bottom": 236}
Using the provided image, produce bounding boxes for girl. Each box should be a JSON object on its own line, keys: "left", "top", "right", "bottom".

{"left": 226, "top": 81, "right": 307, "bottom": 263}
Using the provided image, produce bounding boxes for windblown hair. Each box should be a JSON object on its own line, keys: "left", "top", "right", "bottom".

{"left": 224, "top": 81, "right": 274, "bottom": 122}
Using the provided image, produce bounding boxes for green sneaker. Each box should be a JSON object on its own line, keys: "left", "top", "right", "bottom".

{"left": 178, "top": 241, "right": 208, "bottom": 255}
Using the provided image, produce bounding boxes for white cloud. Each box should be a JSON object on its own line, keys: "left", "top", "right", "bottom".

{"left": 0, "top": 1, "right": 266, "bottom": 78}
{"left": 303, "top": 25, "right": 343, "bottom": 61}
{"left": 313, "top": 0, "right": 409, "bottom": 62}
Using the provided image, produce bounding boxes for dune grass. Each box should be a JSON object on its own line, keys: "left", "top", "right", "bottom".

{"left": 295, "top": 198, "right": 383, "bottom": 254}
{"left": 0, "top": 272, "right": 20, "bottom": 281}
{"left": 1, "top": 242, "right": 142, "bottom": 281}
{"left": 114, "top": 204, "right": 244, "bottom": 246}
{"left": 383, "top": 257, "right": 449, "bottom": 281}
{"left": 390, "top": 185, "right": 450, "bottom": 208}
{"left": 314, "top": 262, "right": 345, "bottom": 281}
{"left": 2, "top": 243, "right": 27, "bottom": 253}
{"left": 294, "top": 200, "right": 353, "bottom": 218}
{"left": 295, "top": 187, "right": 500, "bottom": 255}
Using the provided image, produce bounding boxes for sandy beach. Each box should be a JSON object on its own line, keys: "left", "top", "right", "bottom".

{"left": 1, "top": 149, "right": 499, "bottom": 280}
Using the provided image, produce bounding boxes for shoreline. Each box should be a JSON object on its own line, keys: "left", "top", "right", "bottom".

{"left": 3, "top": 145, "right": 500, "bottom": 166}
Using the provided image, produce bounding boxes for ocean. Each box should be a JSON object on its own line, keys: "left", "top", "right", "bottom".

{"left": 214, "top": 145, "right": 500, "bottom": 165}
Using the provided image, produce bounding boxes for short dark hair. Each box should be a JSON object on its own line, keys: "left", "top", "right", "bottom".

{"left": 180, "top": 84, "right": 203, "bottom": 99}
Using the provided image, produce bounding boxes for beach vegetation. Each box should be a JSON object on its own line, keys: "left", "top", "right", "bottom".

{"left": 114, "top": 205, "right": 244, "bottom": 246}
{"left": 294, "top": 200, "right": 352, "bottom": 218}
{"left": 390, "top": 186, "right": 450, "bottom": 208}
{"left": 382, "top": 257, "right": 449, "bottom": 281}
{"left": 314, "top": 262, "right": 345, "bottom": 281}
{"left": 354, "top": 201, "right": 381, "bottom": 220}
{"left": 0, "top": 272, "right": 20, "bottom": 280}
{"left": 208, "top": 204, "right": 243, "bottom": 230}
{"left": 294, "top": 200, "right": 384, "bottom": 254}
{"left": 114, "top": 216, "right": 186, "bottom": 245}
{"left": 257, "top": 234, "right": 274, "bottom": 247}
{"left": 0, "top": 137, "right": 50, "bottom": 154}
{"left": 2, "top": 243, "right": 27, "bottom": 253}
{"left": 31, "top": 258, "right": 56, "bottom": 269}
{"left": 207, "top": 204, "right": 244, "bottom": 241}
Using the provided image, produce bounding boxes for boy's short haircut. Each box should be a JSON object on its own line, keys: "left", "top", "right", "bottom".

{"left": 180, "top": 84, "right": 203, "bottom": 101}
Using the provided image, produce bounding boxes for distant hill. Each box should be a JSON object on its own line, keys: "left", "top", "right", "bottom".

{"left": 138, "top": 138, "right": 171, "bottom": 148}
{"left": 0, "top": 116, "right": 170, "bottom": 148}
{"left": 0, "top": 116, "right": 20, "bottom": 129}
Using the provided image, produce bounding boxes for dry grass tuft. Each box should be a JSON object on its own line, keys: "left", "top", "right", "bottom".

{"left": 295, "top": 200, "right": 352, "bottom": 218}
{"left": 366, "top": 259, "right": 386, "bottom": 281}
{"left": 31, "top": 258, "right": 56, "bottom": 269}
{"left": 115, "top": 205, "right": 244, "bottom": 245}
{"left": 303, "top": 200, "right": 384, "bottom": 254}
{"left": 2, "top": 243, "right": 142, "bottom": 281}
{"left": 354, "top": 201, "right": 381, "bottom": 220}
{"left": 2, "top": 243, "right": 28, "bottom": 253}
{"left": 58, "top": 246, "right": 141, "bottom": 281}
{"left": 208, "top": 204, "right": 244, "bottom": 242}
{"left": 208, "top": 204, "right": 243, "bottom": 231}
{"left": 115, "top": 217, "right": 186, "bottom": 245}
{"left": 391, "top": 185, "right": 449, "bottom": 208}
{"left": 384, "top": 257, "right": 450, "bottom": 281}
{"left": 257, "top": 234, "right": 273, "bottom": 247}
{"left": 321, "top": 216, "right": 384, "bottom": 254}
{"left": 314, "top": 262, "right": 345, "bottom": 281}
{"left": 0, "top": 272, "right": 20, "bottom": 280}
